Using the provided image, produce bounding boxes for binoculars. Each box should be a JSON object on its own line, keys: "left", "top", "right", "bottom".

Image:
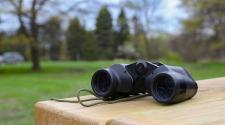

{"left": 91, "top": 61, "right": 198, "bottom": 104}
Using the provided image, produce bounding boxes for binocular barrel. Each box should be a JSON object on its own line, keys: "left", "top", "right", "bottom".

{"left": 147, "top": 66, "right": 198, "bottom": 104}
{"left": 91, "top": 61, "right": 198, "bottom": 104}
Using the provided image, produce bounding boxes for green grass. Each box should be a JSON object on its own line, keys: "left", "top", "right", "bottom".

{"left": 0, "top": 60, "right": 225, "bottom": 125}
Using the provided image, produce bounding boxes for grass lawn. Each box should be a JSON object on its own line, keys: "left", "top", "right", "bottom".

{"left": 0, "top": 60, "right": 225, "bottom": 125}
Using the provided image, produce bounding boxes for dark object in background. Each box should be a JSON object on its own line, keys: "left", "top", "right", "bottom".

{"left": 91, "top": 61, "right": 198, "bottom": 104}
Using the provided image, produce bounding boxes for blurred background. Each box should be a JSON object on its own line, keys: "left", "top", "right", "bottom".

{"left": 0, "top": 0, "right": 224, "bottom": 124}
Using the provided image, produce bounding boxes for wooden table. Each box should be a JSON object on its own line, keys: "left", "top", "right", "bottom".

{"left": 35, "top": 77, "right": 225, "bottom": 125}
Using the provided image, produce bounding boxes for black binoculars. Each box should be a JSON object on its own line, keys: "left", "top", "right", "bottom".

{"left": 91, "top": 61, "right": 198, "bottom": 104}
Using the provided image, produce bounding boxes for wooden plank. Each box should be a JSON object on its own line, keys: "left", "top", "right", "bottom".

{"left": 35, "top": 77, "right": 225, "bottom": 125}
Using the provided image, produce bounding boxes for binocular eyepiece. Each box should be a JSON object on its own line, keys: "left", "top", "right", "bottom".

{"left": 91, "top": 61, "right": 198, "bottom": 104}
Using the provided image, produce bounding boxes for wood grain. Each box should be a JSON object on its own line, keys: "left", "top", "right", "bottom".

{"left": 35, "top": 77, "right": 225, "bottom": 125}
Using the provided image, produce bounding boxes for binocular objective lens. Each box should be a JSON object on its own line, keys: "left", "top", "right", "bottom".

{"left": 154, "top": 76, "right": 175, "bottom": 100}
{"left": 93, "top": 71, "right": 111, "bottom": 93}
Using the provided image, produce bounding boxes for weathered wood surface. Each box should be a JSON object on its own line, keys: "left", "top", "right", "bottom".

{"left": 35, "top": 77, "right": 225, "bottom": 125}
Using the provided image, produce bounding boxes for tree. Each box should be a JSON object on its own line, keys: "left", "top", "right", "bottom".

{"left": 66, "top": 18, "right": 98, "bottom": 60}
{"left": 131, "top": 15, "right": 147, "bottom": 58}
{"left": 0, "top": 33, "right": 3, "bottom": 52}
{"left": 180, "top": 0, "right": 225, "bottom": 60}
{"left": 125, "top": 0, "right": 162, "bottom": 59}
{"left": 66, "top": 18, "right": 86, "bottom": 60}
{"left": 1, "top": 0, "right": 88, "bottom": 70}
{"left": 132, "top": 15, "right": 145, "bottom": 37}
{"left": 0, "top": 0, "right": 52, "bottom": 70}
{"left": 1, "top": 0, "right": 48, "bottom": 70}
{"left": 81, "top": 31, "right": 99, "bottom": 60}
{"left": 114, "top": 8, "right": 129, "bottom": 51}
{"left": 95, "top": 6, "right": 114, "bottom": 59}
{"left": 40, "top": 16, "right": 62, "bottom": 60}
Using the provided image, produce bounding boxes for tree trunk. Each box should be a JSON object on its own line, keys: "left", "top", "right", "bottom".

{"left": 30, "top": 23, "right": 40, "bottom": 71}
{"left": 30, "top": 26, "right": 41, "bottom": 71}
{"left": 31, "top": 43, "right": 40, "bottom": 70}
{"left": 30, "top": 0, "right": 41, "bottom": 71}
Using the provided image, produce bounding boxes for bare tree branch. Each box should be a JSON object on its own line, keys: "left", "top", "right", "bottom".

{"left": 36, "top": 0, "right": 49, "bottom": 13}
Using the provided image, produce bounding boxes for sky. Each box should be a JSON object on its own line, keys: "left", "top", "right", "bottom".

{"left": 158, "top": 0, "right": 188, "bottom": 33}
{"left": 0, "top": 0, "right": 188, "bottom": 34}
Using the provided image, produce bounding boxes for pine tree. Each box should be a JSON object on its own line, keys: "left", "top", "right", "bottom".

{"left": 131, "top": 15, "right": 147, "bottom": 58}
{"left": 114, "top": 8, "right": 129, "bottom": 51}
{"left": 132, "top": 15, "right": 145, "bottom": 36}
{"left": 95, "top": 6, "right": 114, "bottom": 59}
{"left": 66, "top": 18, "right": 99, "bottom": 60}
{"left": 66, "top": 18, "right": 86, "bottom": 60}
{"left": 40, "top": 16, "right": 62, "bottom": 60}
{"left": 82, "top": 31, "right": 99, "bottom": 60}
